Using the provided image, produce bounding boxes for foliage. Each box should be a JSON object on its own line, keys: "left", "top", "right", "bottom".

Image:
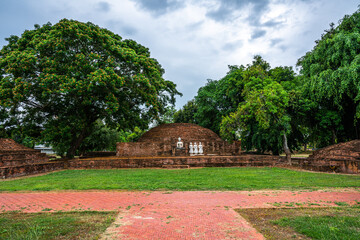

{"left": 173, "top": 99, "right": 198, "bottom": 124}
{"left": 153, "top": 105, "right": 176, "bottom": 125}
{"left": 0, "top": 19, "right": 180, "bottom": 158}
{"left": 220, "top": 56, "right": 302, "bottom": 155}
{"left": 0, "top": 168, "right": 359, "bottom": 191}
{"left": 297, "top": 8, "right": 360, "bottom": 145}
{"left": 77, "top": 120, "right": 121, "bottom": 153}
{"left": 54, "top": 120, "right": 145, "bottom": 154}
{"left": 118, "top": 126, "right": 145, "bottom": 143}
{"left": 192, "top": 66, "right": 245, "bottom": 134}
{"left": 194, "top": 79, "right": 222, "bottom": 133}
{"left": 0, "top": 211, "right": 116, "bottom": 240}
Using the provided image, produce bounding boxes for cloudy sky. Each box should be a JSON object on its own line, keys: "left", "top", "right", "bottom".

{"left": 0, "top": 0, "right": 358, "bottom": 108}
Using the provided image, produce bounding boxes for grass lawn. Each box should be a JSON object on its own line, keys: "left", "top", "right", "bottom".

{"left": 0, "top": 211, "right": 116, "bottom": 240}
{"left": 0, "top": 167, "right": 359, "bottom": 191}
{"left": 237, "top": 206, "right": 360, "bottom": 240}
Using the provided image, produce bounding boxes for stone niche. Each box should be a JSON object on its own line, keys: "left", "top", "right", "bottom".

{"left": 116, "top": 123, "right": 241, "bottom": 157}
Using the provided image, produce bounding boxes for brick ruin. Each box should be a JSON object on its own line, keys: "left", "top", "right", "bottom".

{"left": 0, "top": 138, "right": 64, "bottom": 178}
{"left": 292, "top": 140, "right": 360, "bottom": 174}
{"left": 1, "top": 125, "right": 359, "bottom": 178}
{"left": 116, "top": 123, "right": 241, "bottom": 157}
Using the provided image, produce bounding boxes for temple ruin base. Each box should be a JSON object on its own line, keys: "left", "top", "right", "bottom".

{"left": 68, "top": 154, "right": 279, "bottom": 169}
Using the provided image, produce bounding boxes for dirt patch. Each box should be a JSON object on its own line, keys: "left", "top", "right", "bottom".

{"left": 236, "top": 207, "right": 360, "bottom": 240}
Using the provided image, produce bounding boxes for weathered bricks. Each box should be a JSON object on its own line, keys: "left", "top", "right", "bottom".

{"left": 69, "top": 155, "right": 279, "bottom": 169}
{"left": 0, "top": 138, "right": 57, "bottom": 179}
{"left": 117, "top": 123, "right": 241, "bottom": 157}
{"left": 303, "top": 140, "right": 360, "bottom": 174}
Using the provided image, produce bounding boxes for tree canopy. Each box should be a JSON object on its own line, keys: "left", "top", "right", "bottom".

{"left": 297, "top": 8, "right": 360, "bottom": 145}
{"left": 220, "top": 56, "right": 303, "bottom": 160}
{"left": 0, "top": 19, "right": 180, "bottom": 157}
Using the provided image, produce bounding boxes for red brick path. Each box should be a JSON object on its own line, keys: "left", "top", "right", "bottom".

{"left": 1, "top": 190, "right": 359, "bottom": 239}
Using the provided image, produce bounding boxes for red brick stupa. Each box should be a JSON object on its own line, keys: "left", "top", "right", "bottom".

{"left": 117, "top": 123, "right": 241, "bottom": 157}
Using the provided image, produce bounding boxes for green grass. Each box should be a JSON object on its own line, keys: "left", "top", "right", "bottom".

{"left": 0, "top": 167, "right": 359, "bottom": 191}
{"left": 237, "top": 206, "right": 360, "bottom": 240}
{"left": 274, "top": 209, "right": 360, "bottom": 240}
{"left": 0, "top": 211, "right": 116, "bottom": 240}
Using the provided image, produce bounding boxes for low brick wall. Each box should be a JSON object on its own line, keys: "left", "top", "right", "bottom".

{"left": 0, "top": 161, "right": 65, "bottom": 179}
{"left": 1, "top": 155, "right": 358, "bottom": 179}
{"left": 69, "top": 154, "right": 279, "bottom": 169}
{"left": 290, "top": 157, "right": 359, "bottom": 174}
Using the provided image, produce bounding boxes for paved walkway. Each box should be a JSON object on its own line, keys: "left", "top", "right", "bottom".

{"left": 1, "top": 190, "right": 360, "bottom": 239}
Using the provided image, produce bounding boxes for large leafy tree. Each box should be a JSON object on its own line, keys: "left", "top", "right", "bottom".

{"left": 297, "top": 8, "right": 360, "bottom": 144}
{"left": 220, "top": 56, "right": 303, "bottom": 162}
{"left": 0, "top": 19, "right": 180, "bottom": 158}
{"left": 191, "top": 66, "right": 245, "bottom": 134}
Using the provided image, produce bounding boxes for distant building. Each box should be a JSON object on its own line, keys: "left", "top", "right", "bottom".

{"left": 34, "top": 144, "right": 55, "bottom": 155}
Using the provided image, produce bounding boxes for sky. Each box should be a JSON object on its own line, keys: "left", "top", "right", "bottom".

{"left": 0, "top": 0, "right": 359, "bottom": 108}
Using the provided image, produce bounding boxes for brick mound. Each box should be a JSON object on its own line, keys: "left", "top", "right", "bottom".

{"left": 0, "top": 138, "right": 64, "bottom": 179}
{"left": 308, "top": 140, "right": 360, "bottom": 161}
{"left": 138, "top": 123, "right": 222, "bottom": 143}
{"left": 0, "top": 138, "right": 35, "bottom": 152}
{"left": 296, "top": 140, "right": 360, "bottom": 174}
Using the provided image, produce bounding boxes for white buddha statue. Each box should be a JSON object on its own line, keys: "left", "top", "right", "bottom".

{"left": 193, "top": 142, "right": 198, "bottom": 155}
{"left": 198, "top": 142, "right": 203, "bottom": 155}
{"left": 177, "top": 137, "right": 184, "bottom": 148}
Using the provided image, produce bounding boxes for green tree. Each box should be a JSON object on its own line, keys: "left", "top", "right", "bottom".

{"left": 0, "top": 19, "right": 180, "bottom": 158}
{"left": 173, "top": 99, "right": 198, "bottom": 124}
{"left": 193, "top": 66, "right": 245, "bottom": 134}
{"left": 154, "top": 105, "right": 177, "bottom": 125}
{"left": 221, "top": 56, "right": 301, "bottom": 163}
{"left": 297, "top": 8, "right": 360, "bottom": 144}
{"left": 118, "top": 126, "right": 145, "bottom": 143}
{"left": 77, "top": 120, "right": 120, "bottom": 153}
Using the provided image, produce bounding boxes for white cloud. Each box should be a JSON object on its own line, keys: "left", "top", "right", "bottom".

{"left": 0, "top": 0, "right": 358, "bottom": 108}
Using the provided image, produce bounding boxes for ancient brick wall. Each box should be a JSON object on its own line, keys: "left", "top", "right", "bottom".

{"left": 0, "top": 161, "right": 65, "bottom": 179}
{"left": 0, "top": 138, "right": 54, "bottom": 178}
{"left": 69, "top": 154, "right": 279, "bottom": 169}
{"left": 302, "top": 140, "right": 360, "bottom": 174}
{"left": 289, "top": 157, "right": 359, "bottom": 174}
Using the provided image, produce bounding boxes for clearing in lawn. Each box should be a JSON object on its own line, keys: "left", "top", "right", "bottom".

{"left": 0, "top": 167, "right": 359, "bottom": 191}
{"left": 237, "top": 206, "right": 360, "bottom": 240}
{"left": 0, "top": 211, "right": 116, "bottom": 240}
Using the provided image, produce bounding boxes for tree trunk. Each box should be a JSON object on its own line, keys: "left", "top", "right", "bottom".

{"left": 303, "top": 143, "right": 307, "bottom": 152}
{"left": 66, "top": 122, "right": 92, "bottom": 159}
{"left": 283, "top": 132, "right": 291, "bottom": 165}
{"left": 356, "top": 123, "right": 359, "bottom": 139}
{"left": 331, "top": 128, "right": 336, "bottom": 145}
